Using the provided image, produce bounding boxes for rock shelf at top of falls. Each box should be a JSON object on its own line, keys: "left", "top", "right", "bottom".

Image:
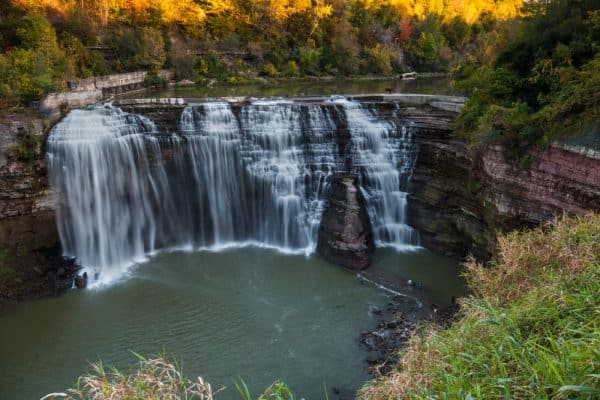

{"left": 46, "top": 96, "right": 435, "bottom": 284}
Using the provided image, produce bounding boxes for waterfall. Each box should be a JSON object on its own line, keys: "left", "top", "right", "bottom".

{"left": 47, "top": 105, "right": 168, "bottom": 281}
{"left": 47, "top": 98, "right": 419, "bottom": 284}
{"left": 333, "top": 99, "right": 420, "bottom": 250}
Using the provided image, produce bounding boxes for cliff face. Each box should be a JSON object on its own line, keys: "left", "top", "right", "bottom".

{"left": 479, "top": 144, "right": 600, "bottom": 229}
{"left": 407, "top": 113, "right": 600, "bottom": 259}
{"left": 0, "top": 112, "right": 76, "bottom": 309}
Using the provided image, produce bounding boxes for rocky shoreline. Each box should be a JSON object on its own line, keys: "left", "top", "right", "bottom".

{"left": 360, "top": 291, "right": 460, "bottom": 378}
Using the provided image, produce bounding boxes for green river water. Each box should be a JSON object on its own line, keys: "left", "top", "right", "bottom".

{"left": 0, "top": 247, "right": 464, "bottom": 399}
{"left": 0, "top": 77, "right": 466, "bottom": 399}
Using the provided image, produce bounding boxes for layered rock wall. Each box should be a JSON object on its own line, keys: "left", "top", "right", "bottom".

{"left": 0, "top": 112, "right": 69, "bottom": 309}
{"left": 479, "top": 144, "right": 600, "bottom": 229}
{"left": 407, "top": 117, "right": 600, "bottom": 259}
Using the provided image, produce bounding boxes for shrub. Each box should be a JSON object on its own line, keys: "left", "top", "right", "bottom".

{"left": 261, "top": 62, "right": 279, "bottom": 77}
{"left": 298, "top": 43, "right": 322, "bottom": 75}
{"left": 109, "top": 27, "right": 166, "bottom": 72}
{"left": 282, "top": 60, "right": 300, "bottom": 77}
{"left": 365, "top": 44, "right": 395, "bottom": 76}
{"left": 143, "top": 73, "right": 168, "bottom": 89}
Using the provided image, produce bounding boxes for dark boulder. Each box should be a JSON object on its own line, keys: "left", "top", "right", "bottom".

{"left": 317, "top": 173, "right": 374, "bottom": 270}
{"left": 74, "top": 272, "right": 88, "bottom": 289}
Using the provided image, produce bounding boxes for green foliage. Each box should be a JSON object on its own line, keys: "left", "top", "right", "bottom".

{"left": 53, "top": 355, "right": 310, "bottom": 400}
{"left": 414, "top": 32, "right": 441, "bottom": 68}
{"left": 360, "top": 214, "right": 600, "bottom": 399}
{"left": 143, "top": 73, "right": 168, "bottom": 89}
{"left": 261, "top": 63, "right": 279, "bottom": 77}
{"left": 7, "top": 131, "right": 41, "bottom": 161}
{"left": 109, "top": 27, "right": 166, "bottom": 72}
{"left": 0, "top": 13, "right": 66, "bottom": 104}
{"left": 365, "top": 45, "right": 394, "bottom": 76}
{"left": 282, "top": 60, "right": 300, "bottom": 77}
{"left": 193, "top": 55, "right": 229, "bottom": 81}
{"left": 298, "top": 43, "right": 322, "bottom": 75}
{"left": 453, "top": 0, "right": 600, "bottom": 156}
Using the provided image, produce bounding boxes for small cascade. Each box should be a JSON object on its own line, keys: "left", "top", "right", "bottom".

{"left": 47, "top": 97, "right": 420, "bottom": 283}
{"left": 333, "top": 98, "right": 420, "bottom": 250}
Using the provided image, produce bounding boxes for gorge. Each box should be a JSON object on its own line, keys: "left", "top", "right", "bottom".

{"left": 1, "top": 91, "right": 598, "bottom": 300}
{"left": 0, "top": 92, "right": 598, "bottom": 399}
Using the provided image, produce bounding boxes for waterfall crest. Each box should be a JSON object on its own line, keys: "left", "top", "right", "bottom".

{"left": 47, "top": 98, "right": 420, "bottom": 284}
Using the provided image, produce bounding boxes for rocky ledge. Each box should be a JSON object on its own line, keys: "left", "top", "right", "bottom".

{"left": 317, "top": 174, "right": 374, "bottom": 270}
{"left": 408, "top": 132, "right": 600, "bottom": 259}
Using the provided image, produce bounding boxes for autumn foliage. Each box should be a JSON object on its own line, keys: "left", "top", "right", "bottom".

{"left": 1, "top": 0, "right": 526, "bottom": 105}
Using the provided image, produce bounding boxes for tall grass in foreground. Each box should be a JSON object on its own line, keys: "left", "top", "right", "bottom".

{"left": 359, "top": 214, "right": 600, "bottom": 399}
{"left": 43, "top": 354, "right": 306, "bottom": 400}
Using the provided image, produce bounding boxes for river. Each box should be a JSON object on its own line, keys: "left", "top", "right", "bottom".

{"left": 0, "top": 78, "right": 467, "bottom": 399}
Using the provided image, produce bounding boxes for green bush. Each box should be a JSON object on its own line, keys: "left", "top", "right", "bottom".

{"left": 282, "top": 60, "right": 300, "bottom": 77}
{"left": 0, "top": 13, "right": 66, "bottom": 104}
{"left": 143, "top": 73, "right": 168, "bottom": 88}
{"left": 261, "top": 63, "right": 279, "bottom": 77}
{"left": 365, "top": 44, "right": 395, "bottom": 76}
{"left": 298, "top": 43, "right": 322, "bottom": 75}
{"left": 109, "top": 27, "right": 166, "bottom": 72}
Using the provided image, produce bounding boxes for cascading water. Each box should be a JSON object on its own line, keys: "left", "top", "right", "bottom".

{"left": 47, "top": 105, "right": 169, "bottom": 282}
{"left": 47, "top": 98, "right": 419, "bottom": 284}
{"left": 333, "top": 98, "right": 420, "bottom": 250}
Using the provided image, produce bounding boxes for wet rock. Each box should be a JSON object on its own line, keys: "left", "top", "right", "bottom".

{"left": 360, "top": 309, "right": 418, "bottom": 369}
{"left": 368, "top": 304, "right": 383, "bottom": 315}
{"left": 361, "top": 293, "right": 462, "bottom": 376}
{"left": 317, "top": 173, "right": 374, "bottom": 270}
{"left": 74, "top": 272, "right": 88, "bottom": 289}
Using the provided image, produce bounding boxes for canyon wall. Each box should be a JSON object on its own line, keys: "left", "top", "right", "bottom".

{"left": 407, "top": 112, "right": 600, "bottom": 259}
{"left": 0, "top": 111, "right": 74, "bottom": 308}
{"left": 0, "top": 94, "right": 598, "bottom": 306}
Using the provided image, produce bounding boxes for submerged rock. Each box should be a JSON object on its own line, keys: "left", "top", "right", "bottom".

{"left": 317, "top": 173, "right": 374, "bottom": 270}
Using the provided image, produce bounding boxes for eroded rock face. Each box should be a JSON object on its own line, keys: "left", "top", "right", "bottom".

{"left": 479, "top": 144, "right": 600, "bottom": 228}
{"left": 408, "top": 120, "right": 600, "bottom": 260}
{"left": 317, "top": 173, "right": 374, "bottom": 270}
{"left": 0, "top": 111, "right": 72, "bottom": 309}
{"left": 407, "top": 133, "right": 494, "bottom": 259}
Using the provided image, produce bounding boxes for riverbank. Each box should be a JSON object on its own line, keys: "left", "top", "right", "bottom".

{"left": 39, "top": 214, "right": 598, "bottom": 399}
{"left": 359, "top": 214, "right": 600, "bottom": 399}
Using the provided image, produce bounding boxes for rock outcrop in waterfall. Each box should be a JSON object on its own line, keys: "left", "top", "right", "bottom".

{"left": 317, "top": 174, "right": 374, "bottom": 270}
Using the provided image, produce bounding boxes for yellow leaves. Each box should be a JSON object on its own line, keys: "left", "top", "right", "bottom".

{"left": 353, "top": 0, "right": 523, "bottom": 23}
{"left": 9, "top": 0, "right": 73, "bottom": 14}
{"left": 10, "top": 0, "right": 524, "bottom": 31}
{"left": 152, "top": 0, "right": 207, "bottom": 26}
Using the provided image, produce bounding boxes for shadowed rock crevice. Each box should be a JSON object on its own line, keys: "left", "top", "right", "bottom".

{"left": 317, "top": 174, "right": 374, "bottom": 270}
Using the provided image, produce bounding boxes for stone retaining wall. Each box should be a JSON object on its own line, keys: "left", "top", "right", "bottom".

{"left": 38, "top": 70, "right": 173, "bottom": 116}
